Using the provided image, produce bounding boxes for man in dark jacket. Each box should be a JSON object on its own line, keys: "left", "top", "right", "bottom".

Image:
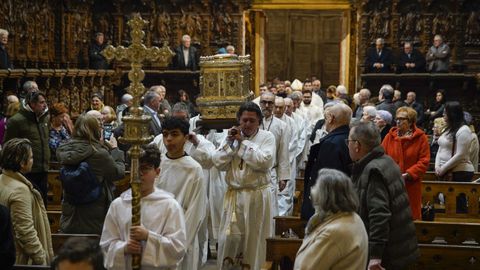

{"left": 0, "top": 29, "right": 12, "bottom": 69}
{"left": 4, "top": 92, "right": 50, "bottom": 203}
{"left": 89, "top": 32, "right": 109, "bottom": 70}
{"left": 173, "top": 34, "right": 198, "bottom": 71}
{"left": 397, "top": 42, "right": 426, "bottom": 73}
{"left": 301, "top": 103, "right": 352, "bottom": 221}
{"left": 376, "top": 84, "right": 397, "bottom": 123}
{"left": 364, "top": 38, "right": 393, "bottom": 73}
{"left": 405, "top": 91, "right": 425, "bottom": 126}
{"left": 348, "top": 121, "right": 419, "bottom": 270}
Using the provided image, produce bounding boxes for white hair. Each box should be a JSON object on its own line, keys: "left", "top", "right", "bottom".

{"left": 0, "top": 29, "right": 8, "bottom": 37}
{"left": 336, "top": 85, "right": 347, "bottom": 95}
{"left": 121, "top": 93, "right": 133, "bottom": 103}
{"left": 182, "top": 35, "right": 191, "bottom": 42}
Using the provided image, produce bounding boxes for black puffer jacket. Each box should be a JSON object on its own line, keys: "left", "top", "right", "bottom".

{"left": 351, "top": 146, "right": 419, "bottom": 270}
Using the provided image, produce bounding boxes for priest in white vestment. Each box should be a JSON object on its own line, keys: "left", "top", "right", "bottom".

{"left": 100, "top": 144, "right": 187, "bottom": 270}
{"left": 259, "top": 92, "right": 291, "bottom": 218}
{"left": 155, "top": 117, "right": 207, "bottom": 270}
{"left": 274, "top": 97, "right": 298, "bottom": 216}
{"left": 212, "top": 102, "right": 275, "bottom": 270}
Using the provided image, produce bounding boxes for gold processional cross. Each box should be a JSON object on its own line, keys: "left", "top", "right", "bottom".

{"left": 102, "top": 13, "right": 174, "bottom": 270}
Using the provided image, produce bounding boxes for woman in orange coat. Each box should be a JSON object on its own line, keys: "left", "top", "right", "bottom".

{"left": 382, "top": 106, "right": 430, "bottom": 220}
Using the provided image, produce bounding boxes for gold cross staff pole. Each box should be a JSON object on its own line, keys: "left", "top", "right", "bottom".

{"left": 102, "top": 13, "right": 174, "bottom": 270}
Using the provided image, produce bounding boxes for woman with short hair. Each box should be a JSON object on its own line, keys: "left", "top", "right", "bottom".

{"left": 374, "top": 110, "right": 392, "bottom": 142}
{"left": 294, "top": 168, "right": 368, "bottom": 270}
{"left": 49, "top": 103, "right": 73, "bottom": 160}
{"left": 382, "top": 106, "right": 430, "bottom": 220}
{"left": 56, "top": 114, "right": 125, "bottom": 234}
{"left": 0, "top": 138, "right": 53, "bottom": 265}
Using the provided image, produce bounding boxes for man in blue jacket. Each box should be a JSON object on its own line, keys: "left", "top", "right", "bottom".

{"left": 301, "top": 102, "right": 353, "bottom": 220}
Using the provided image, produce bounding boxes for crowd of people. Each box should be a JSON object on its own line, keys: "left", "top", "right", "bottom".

{"left": 0, "top": 74, "right": 477, "bottom": 270}
{"left": 0, "top": 33, "right": 478, "bottom": 270}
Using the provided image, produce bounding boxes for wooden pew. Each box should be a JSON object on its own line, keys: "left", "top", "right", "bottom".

{"left": 292, "top": 177, "right": 304, "bottom": 216}
{"left": 422, "top": 181, "right": 480, "bottom": 223}
{"left": 265, "top": 238, "right": 302, "bottom": 270}
{"left": 274, "top": 216, "right": 306, "bottom": 239}
{"left": 423, "top": 171, "right": 480, "bottom": 181}
{"left": 415, "top": 220, "right": 480, "bottom": 245}
{"left": 415, "top": 220, "right": 480, "bottom": 269}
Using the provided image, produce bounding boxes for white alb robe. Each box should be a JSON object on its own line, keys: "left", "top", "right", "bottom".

{"left": 152, "top": 132, "right": 215, "bottom": 266}
{"left": 212, "top": 129, "right": 275, "bottom": 270}
{"left": 157, "top": 156, "right": 207, "bottom": 270}
{"left": 261, "top": 116, "right": 291, "bottom": 218}
{"left": 205, "top": 130, "right": 229, "bottom": 241}
{"left": 277, "top": 114, "right": 298, "bottom": 216}
{"left": 100, "top": 188, "right": 187, "bottom": 270}
{"left": 298, "top": 102, "right": 324, "bottom": 129}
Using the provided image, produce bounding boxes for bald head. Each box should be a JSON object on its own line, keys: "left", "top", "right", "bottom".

{"left": 274, "top": 96, "right": 286, "bottom": 118}
{"left": 284, "top": 97, "right": 294, "bottom": 116}
{"left": 325, "top": 103, "right": 352, "bottom": 132}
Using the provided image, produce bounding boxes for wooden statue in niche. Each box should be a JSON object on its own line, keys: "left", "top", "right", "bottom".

{"left": 465, "top": 11, "right": 480, "bottom": 45}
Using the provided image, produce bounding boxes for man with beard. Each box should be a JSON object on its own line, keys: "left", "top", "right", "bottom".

{"left": 259, "top": 92, "right": 291, "bottom": 217}
{"left": 298, "top": 89, "right": 324, "bottom": 129}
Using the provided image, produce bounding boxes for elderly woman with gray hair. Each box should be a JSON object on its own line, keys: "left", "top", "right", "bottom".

{"left": 374, "top": 110, "right": 392, "bottom": 142}
{"left": 294, "top": 168, "right": 368, "bottom": 270}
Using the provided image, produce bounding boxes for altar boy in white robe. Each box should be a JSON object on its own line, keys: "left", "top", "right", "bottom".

{"left": 100, "top": 144, "right": 187, "bottom": 270}
{"left": 259, "top": 92, "right": 291, "bottom": 218}
{"left": 156, "top": 117, "right": 207, "bottom": 270}
{"left": 153, "top": 103, "right": 214, "bottom": 266}
{"left": 213, "top": 102, "right": 276, "bottom": 270}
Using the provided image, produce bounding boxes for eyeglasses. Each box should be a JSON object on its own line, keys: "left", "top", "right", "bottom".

{"left": 345, "top": 139, "right": 359, "bottom": 145}
{"left": 395, "top": 117, "right": 408, "bottom": 122}
{"left": 260, "top": 100, "right": 274, "bottom": 105}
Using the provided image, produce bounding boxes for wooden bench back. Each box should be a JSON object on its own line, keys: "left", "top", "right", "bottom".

{"left": 416, "top": 244, "right": 480, "bottom": 269}
{"left": 274, "top": 216, "right": 306, "bottom": 239}
{"left": 265, "top": 238, "right": 302, "bottom": 270}
{"left": 422, "top": 181, "right": 480, "bottom": 222}
{"left": 415, "top": 220, "right": 480, "bottom": 245}
{"left": 423, "top": 172, "right": 480, "bottom": 181}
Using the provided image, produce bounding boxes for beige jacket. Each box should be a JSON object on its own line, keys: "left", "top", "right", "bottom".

{"left": 0, "top": 170, "right": 53, "bottom": 265}
{"left": 294, "top": 212, "right": 368, "bottom": 270}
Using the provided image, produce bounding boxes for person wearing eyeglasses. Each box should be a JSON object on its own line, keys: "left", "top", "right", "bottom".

{"left": 381, "top": 107, "right": 430, "bottom": 220}
{"left": 348, "top": 121, "right": 419, "bottom": 270}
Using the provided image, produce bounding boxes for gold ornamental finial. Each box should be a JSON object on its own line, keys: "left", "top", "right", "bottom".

{"left": 101, "top": 13, "right": 174, "bottom": 270}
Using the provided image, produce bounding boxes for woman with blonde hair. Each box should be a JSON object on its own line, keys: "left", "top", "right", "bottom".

{"left": 294, "top": 168, "right": 368, "bottom": 270}
{"left": 56, "top": 114, "right": 125, "bottom": 234}
{"left": 382, "top": 106, "right": 430, "bottom": 220}
{"left": 0, "top": 138, "right": 54, "bottom": 265}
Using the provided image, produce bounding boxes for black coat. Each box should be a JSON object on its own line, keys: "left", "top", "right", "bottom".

{"left": 173, "top": 45, "right": 198, "bottom": 71}
{"left": 0, "top": 204, "right": 15, "bottom": 270}
{"left": 301, "top": 125, "right": 352, "bottom": 221}
{"left": 397, "top": 49, "right": 426, "bottom": 73}
{"left": 0, "top": 45, "right": 12, "bottom": 69}
{"left": 89, "top": 43, "right": 109, "bottom": 69}
{"left": 351, "top": 146, "right": 419, "bottom": 269}
{"left": 365, "top": 47, "right": 393, "bottom": 73}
